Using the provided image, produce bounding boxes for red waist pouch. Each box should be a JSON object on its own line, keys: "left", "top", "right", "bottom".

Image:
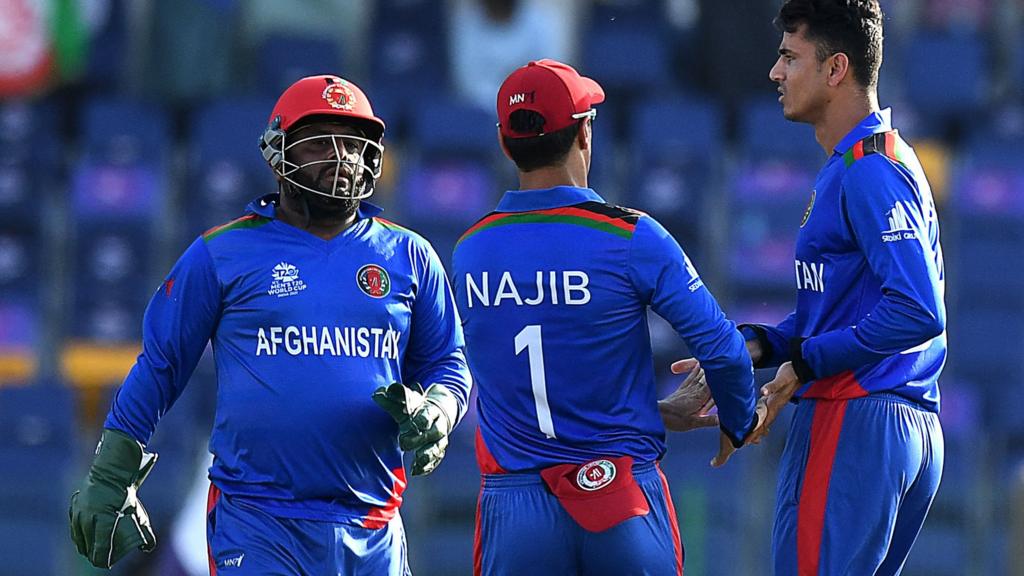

{"left": 539, "top": 455, "right": 650, "bottom": 532}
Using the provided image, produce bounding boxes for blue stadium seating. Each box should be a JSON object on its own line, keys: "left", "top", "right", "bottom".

{"left": 583, "top": 23, "right": 672, "bottom": 95}
{"left": 625, "top": 96, "right": 725, "bottom": 259}
{"left": 738, "top": 98, "right": 821, "bottom": 161}
{"left": 904, "top": 32, "right": 988, "bottom": 120}
{"left": 187, "top": 97, "right": 278, "bottom": 236}
{"left": 369, "top": 0, "right": 449, "bottom": 108}
{"left": 255, "top": 35, "right": 345, "bottom": 98}
{"left": 0, "top": 383, "right": 76, "bottom": 575}
{"left": 81, "top": 98, "right": 172, "bottom": 166}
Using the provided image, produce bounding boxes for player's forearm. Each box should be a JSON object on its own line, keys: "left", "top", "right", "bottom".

{"left": 704, "top": 363, "right": 758, "bottom": 445}
{"left": 801, "top": 294, "right": 944, "bottom": 379}
{"left": 738, "top": 323, "right": 792, "bottom": 368}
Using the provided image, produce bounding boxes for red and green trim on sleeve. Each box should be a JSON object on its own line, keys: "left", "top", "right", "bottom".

{"left": 457, "top": 201, "right": 643, "bottom": 246}
{"left": 842, "top": 131, "right": 910, "bottom": 169}
{"left": 202, "top": 214, "right": 271, "bottom": 242}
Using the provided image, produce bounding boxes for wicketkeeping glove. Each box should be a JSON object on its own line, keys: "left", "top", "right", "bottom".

{"left": 69, "top": 428, "right": 158, "bottom": 568}
{"left": 372, "top": 382, "right": 459, "bottom": 476}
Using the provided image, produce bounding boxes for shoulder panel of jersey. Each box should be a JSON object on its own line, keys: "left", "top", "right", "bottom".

{"left": 373, "top": 216, "right": 422, "bottom": 239}
{"left": 456, "top": 201, "right": 646, "bottom": 246}
{"left": 202, "top": 214, "right": 272, "bottom": 243}
{"left": 841, "top": 130, "right": 911, "bottom": 170}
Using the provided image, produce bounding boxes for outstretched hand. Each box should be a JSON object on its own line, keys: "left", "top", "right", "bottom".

{"left": 711, "top": 361, "right": 801, "bottom": 467}
{"left": 659, "top": 359, "right": 718, "bottom": 432}
{"left": 710, "top": 397, "right": 768, "bottom": 467}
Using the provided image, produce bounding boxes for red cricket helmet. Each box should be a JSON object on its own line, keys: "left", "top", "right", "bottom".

{"left": 260, "top": 75, "right": 386, "bottom": 200}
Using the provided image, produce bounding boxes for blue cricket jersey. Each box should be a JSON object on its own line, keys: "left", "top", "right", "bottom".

{"left": 104, "top": 194, "right": 471, "bottom": 525}
{"left": 743, "top": 110, "right": 946, "bottom": 412}
{"left": 452, "top": 186, "right": 757, "bottom": 472}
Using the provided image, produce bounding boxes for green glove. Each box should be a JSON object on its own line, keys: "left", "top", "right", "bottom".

{"left": 69, "top": 428, "right": 159, "bottom": 568}
{"left": 372, "top": 382, "right": 459, "bottom": 476}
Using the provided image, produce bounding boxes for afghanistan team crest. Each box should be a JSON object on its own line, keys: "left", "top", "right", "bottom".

{"left": 357, "top": 264, "right": 391, "bottom": 298}
{"left": 801, "top": 189, "right": 817, "bottom": 227}
{"left": 577, "top": 459, "right": 617, "bottom": 491}
{"left": 323, "top": 80, "right": 356, "bottom": 111}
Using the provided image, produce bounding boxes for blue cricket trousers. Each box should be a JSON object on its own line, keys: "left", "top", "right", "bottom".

{"left": 772, "top": 393, "right": 943, "bottom": 576}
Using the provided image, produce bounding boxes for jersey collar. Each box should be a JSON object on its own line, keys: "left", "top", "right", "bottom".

{"left": 246, "top": 193, "right": 384, "bottom": 219}
{"left": 495, "top": 186, "right": 605, "bottom": 213}
{"left": 833, "top": 108, "right": 893, "bottom": 156}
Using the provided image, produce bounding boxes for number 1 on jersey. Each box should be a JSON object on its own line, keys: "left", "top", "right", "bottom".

{"left": 514, "top": 325, "right": 556, "bottom": 439}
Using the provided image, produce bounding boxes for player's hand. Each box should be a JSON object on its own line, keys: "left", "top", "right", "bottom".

{"left": 372, "top": 382, "right": 458, "bottom": 476}
{"left": 659, "top": 359, "right": 718, "bottom": 431}
{"left": 710, "top": 396, "right": 769, "bottom": 468}
{"left": 747, "top": 361, "right": 802, "bottom": 444}
{"left": 69, "top": 429, "right": 158, "bottom": 568}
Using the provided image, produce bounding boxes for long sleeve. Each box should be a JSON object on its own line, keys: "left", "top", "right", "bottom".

{"left": 740, "top": 311, "right": 797, "bottom": 369}
{"left": 801, "top": 157, "right": 945, "bottom": 378}
{"left": 104, "top": 237, "right": 222, "bottom": 444}
{"left": 628, "top": 216, "right": 757, "bottom": 445}
{"left": 403, "top": 240, "right": 473, "bottom": 426}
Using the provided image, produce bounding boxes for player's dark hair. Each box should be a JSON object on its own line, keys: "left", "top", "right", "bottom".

{"left": 502, "top": 110, "right": 582, "bottom": 172}
{"left": 775, "top": 0, "right": 883, "bottom": 89}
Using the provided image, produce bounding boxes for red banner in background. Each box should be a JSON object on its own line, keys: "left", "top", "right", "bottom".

{"left": 0, "top": 0, "right": 54, "bottom": 96}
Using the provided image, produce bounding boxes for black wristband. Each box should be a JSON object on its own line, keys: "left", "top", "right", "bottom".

{"left": 788, "top": 337, "right": 817, "bottom": 384}
{"left": 737, "top": 323, "right": 772, "bottom": 369}
{"left": 721, "top": 409, "right": 761, "bottom": 449}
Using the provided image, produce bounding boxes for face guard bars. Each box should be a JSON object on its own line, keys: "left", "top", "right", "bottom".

{"left": 260, "top": 117, "right": 384, "bottom": 200}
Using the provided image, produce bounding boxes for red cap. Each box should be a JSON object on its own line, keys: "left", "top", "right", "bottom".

{"left": 269, "top": 75, "right": 385, "bottom": 138}
{"left": 538, "top": 456, "right": 650, "bottom": 532}
{"left": 497, "top": 59, "right": 605, "bottom": 139}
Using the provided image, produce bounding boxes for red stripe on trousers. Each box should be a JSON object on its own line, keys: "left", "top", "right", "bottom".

{"left": 473, "top": 477, "right": 484, "bottom": 576}
{"left": 797, "top": 400, "right": 849, "bottom": 576}
{"left": 657, "top": 466, "right": 684, "bottom": 575}
{"left": 206, "top": 483, "right": 222, "bottom": 576}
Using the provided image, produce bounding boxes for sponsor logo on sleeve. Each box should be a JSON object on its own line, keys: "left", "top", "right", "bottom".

{"left": 881, "top": 201, "right": 918, "bottom": 243}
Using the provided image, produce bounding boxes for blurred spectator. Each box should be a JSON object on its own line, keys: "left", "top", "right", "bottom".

{"left": 450, "top": 0, "right": 579, "bottom": 110}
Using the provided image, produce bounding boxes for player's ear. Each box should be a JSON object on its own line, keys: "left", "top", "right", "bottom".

{"left": 497, "top": 126, "right": 514, "bottom": 161}
{"left": 827, "top": 52, "right": 850, "bottom": 87}
{"left": 576, "top": 120, "right": 591, "bottom": 152}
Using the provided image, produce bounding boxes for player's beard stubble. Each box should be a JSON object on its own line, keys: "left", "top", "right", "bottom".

{"left": 284, "top": 182, "right": 361, "bottom": 226}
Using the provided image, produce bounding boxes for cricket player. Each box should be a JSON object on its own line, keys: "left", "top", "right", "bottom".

{"left": 68, "top": 75, "right": 472, "bottom": 575}
{"left": 453, "top": 59, "right": 765, "bottom": 576}
{"left": 736, "top": 1, "right": 947, "bottom": 574}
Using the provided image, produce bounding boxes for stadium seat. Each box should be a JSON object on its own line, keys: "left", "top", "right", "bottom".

{"left": 255, "top": 35, "right": 345, "bottom": 98}
{"left": 0, "top": 227, "right": 40, "bottom": 299}
{"left": 0, "top": 299, "right": 39, "bottom": 383}
{"left": 408, "top": 100, "right": 496, "bottom": 157}
{"left": 369, "top": 0, "right": 449, "bottom": 109}
{"left": 583, "top": 23, "right": 672, "bottom": 95}
{"left": 0, "top": 382, "right": 75, "bottom": 516}
{"left": 0, "top": 98, "right": 60, "bottom": 169}
{"left": 630, "top": 95, "right": 724, "bottom": 160}
{"left": 738, "top": 98, "right": 821, "bottom": 161}
{"left": 903, "top": 32, "right": 988, "bottom": 120}
{"left": 80, "top": 97, "right": 172, "bottom": 166}
{"left": 625, "top": 96, "right": 725, "bottom": 260}
{"left": 187, "top": 96, "right": 277, "bottom": 236}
